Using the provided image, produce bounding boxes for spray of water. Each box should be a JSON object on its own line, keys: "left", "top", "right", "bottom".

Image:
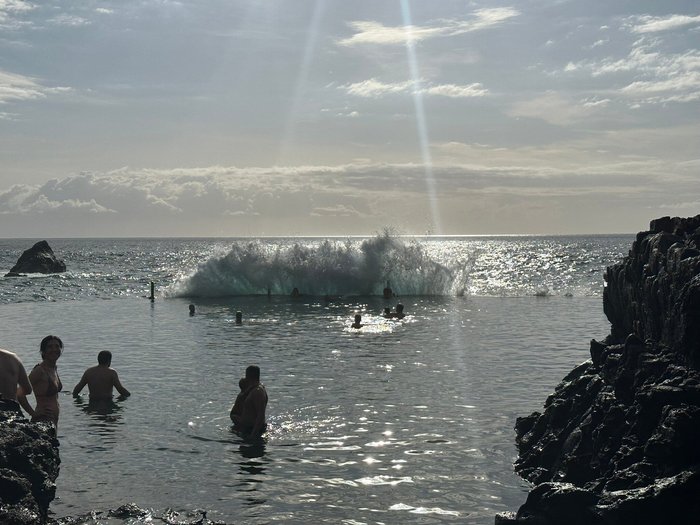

{"left": 168, "top": 231, "right": 457, "bottom": 298}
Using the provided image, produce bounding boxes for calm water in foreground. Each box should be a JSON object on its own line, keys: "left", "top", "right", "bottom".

{"left": 0, "top": 236, "right": 631, "bottom": 524}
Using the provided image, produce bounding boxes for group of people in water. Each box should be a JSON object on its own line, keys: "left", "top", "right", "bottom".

{"left": 0, "top": 336, "right": 268, "bottom": 439}
{"left": 0, "top": 335, "right": 130, "bottom": 427}
{"left": 351, "top": 303, "right": 406, "bottom": 329}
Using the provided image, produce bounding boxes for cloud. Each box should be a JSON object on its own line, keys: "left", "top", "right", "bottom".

{"left": 0, "top": 69, "right": 71, "bottom": 105}
{"left": 48, "top": 14, "right": 90, "bottom": 27}
{"left": 0, "top": 70, "right": 44, "bottom": 103}
{"left": 0, "top": 158, "right": 694, "bottom": 236}
{"left": 337, "top": 7, "right": 519, "bottom": 47}
{"left": 564, "top": 38, "right": 700, "bottom": 105}
{"left": 344, "top": 79, "right": 414, "bottom": 97}
{"left": 629, "top": 14, "right": 700, "bottom": 34}
{"left": 424, "top": 83, "right": 488, "bottom": 98}
{"left": 507, "top": 92, "right": 608, "bottom": 125}
{"left": 341, "top": 79, "right": 488, "bottom": 99}
{"left": 0, "top": 0, "right": 34, "bottom": 29}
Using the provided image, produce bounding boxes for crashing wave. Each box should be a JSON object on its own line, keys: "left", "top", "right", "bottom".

{"left": 168, "top": 231, "right": 457, "bottom": 298}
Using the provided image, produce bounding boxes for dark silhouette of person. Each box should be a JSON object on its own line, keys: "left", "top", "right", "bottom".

{"left": 233, "top": 365, "right": 268, "bottom": 438}
{"left": 0, "top": 347, "right": 32, "bottom": 415}
{"left": 383, "top": 281, "right": 393, "bottom": 299}
{"left": 351, "top": 314, "right": 363, "bottom": 329}
{"left": 73, "top": 350, "right": 130, "bottom": 400}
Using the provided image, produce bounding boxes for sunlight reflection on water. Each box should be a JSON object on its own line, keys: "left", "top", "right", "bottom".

{"left": 0, "top": 271, "right": 615, "bottom": 523}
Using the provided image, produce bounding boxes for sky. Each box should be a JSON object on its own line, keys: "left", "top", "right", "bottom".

{"left": 0, "top": 0, "right": 698, "bottom": 237}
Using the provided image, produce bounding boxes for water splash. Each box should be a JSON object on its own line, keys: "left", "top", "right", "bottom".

{"left": 168, "top": 232, "right": 456, "bottom": 298}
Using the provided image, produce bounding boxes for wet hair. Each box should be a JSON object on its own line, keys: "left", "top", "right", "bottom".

{"left": 396, "top": 303, "right": 404, "bottom": 312}
{"left": 245, "top": 365, "right": 260, "bottom": 381}
{"left": 355, "top": 314, "right": 362, "bottom": 322}
{"left": 98, "top": 350, "right": 112, "bottom": 365}
{"left": 40, "top": 335, "right": 63, "bottom": 357}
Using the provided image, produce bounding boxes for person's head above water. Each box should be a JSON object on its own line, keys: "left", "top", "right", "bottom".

{"left": 97, "top": 350, "right": 112, "bottom": 366}
{"left": 354, "top": 314, "right": 362, "bottom": 323}
{"left": 396, "top": 303, "right": 404, "bottom": 313}
{"left": 40, "top": 335, "right": 63, "bottom": 358}
{"left": 245, "top": 365, "right": 261, "bottom": 382}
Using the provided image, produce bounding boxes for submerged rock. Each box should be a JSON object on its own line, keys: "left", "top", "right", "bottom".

{"left": 0, "top": 407, "right": 60, "bottom": 524}
{"left": 497, "top": 215, "right": 700, "bottom": 525}
{"left": 5, "top": 241, "right": 66, "bottom": 277}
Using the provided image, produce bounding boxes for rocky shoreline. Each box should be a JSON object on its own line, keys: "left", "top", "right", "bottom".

{"left": 498, "top": 215, "right": 700, "bottom": 524}
{"left": 0, "top": 409, "right": 60, "bottom": 525}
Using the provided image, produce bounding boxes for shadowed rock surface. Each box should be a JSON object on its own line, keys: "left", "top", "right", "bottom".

{"left": 497, "top": 215, "right": 700, "bottom": 525}
{"left": 0, "top": 408, "right": 60, "bottom": 525}
{"left": 5, "top": 241, "right": 66, "bottom": 277}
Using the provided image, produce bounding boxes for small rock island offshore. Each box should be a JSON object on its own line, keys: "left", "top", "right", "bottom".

{"left": 498, "top": 215, "right": 700, "bottom": 525}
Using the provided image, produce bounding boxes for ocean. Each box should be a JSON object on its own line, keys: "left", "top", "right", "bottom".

{"left": 0, "top": 234, "right": 632, "bottom": 524}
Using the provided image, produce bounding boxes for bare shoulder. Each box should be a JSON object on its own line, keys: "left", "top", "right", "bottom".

{"left": 0, "top": 348, "right": 20, "bottom": 362}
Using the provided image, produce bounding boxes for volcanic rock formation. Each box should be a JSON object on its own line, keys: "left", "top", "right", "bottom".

{"left": 497, "top": 215, "right": 700, "bottom": 525}
{"left": 0, "top": 408, "right": 60, "bottom": 524}
{"left": 5, "top": 241, "right": 66, "bottom": 277}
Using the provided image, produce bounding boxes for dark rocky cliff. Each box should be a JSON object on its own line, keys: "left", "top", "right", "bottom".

{"left": 497, "top": 215, "right": 700, "bottom": 525}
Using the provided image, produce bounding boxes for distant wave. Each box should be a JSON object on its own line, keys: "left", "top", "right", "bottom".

{"left": 168, "top": 232, "right": 460, "bottom": 298}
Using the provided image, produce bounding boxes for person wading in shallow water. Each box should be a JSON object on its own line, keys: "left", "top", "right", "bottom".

{"left": 233, "top": 365, "right": 268, "bottom": 438}
{"left": 72, "top": 350, "right": 131, "bottom": 400}
{"left": 18, "top": 335, "right": 63, "bottom": 426}
{"left": 0, "top": 347, "right": 32, "bottom": 415}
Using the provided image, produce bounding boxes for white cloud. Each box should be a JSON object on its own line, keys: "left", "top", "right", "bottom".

{"left": 582, "top": 97, "right": 610, "bottom": 108}
{"left": 630, "top": 14, "right": 700, "bottom": 34}
{"left": 0, "top": 0, "right": 34, "bottom": 28}
{"left": 0, "top": 70, "right": 44, "bottom": 103}
{"left": 0, "top": 69, "right": 72, "bottom": 106}
{"left": 424, "top": 83, "right": 488, "bottom": 98}
{"left": 564, "top": 39, "right": 700, "bottom": 105}
{"left": 338, "top": 21, "right": 441, "bottom": 46}
{"left": 0, "top": 156, "right": 695, "bottom": 236}
{"left": 341, "top": 79, "right": 488, "bottom": 99}
{"left": 507, "top": 92, "right": 608, "bottom": 125}
{"left": 338, "top": 7, "right": 519, "bottom": 47}
{"left": 48, "top": 14, "right": 90, "bottom": 27}
{"left": 344, "top": 79, "right": 414, "bottom": 97}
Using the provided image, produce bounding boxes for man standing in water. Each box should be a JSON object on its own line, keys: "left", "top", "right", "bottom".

{"left": 72, "top": 351, "right": 131, "bottom": 399}
{"left": 234, "top": 365, "right": 268, "bottom": 438}
{"left": 0, "top": 348, "right": 32, "bottom": 414}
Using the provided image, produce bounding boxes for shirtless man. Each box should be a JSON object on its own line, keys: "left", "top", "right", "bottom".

{"left": 0, "top": 348, "right": 32, "bottom": 414}
{"left": 235, "top": 365, "right": 268, "bottom": 438}
{"left": 72, "top": 351, "right": 130, "bottom": 399}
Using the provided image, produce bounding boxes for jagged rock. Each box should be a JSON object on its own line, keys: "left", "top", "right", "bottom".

{"left": 603, "top": 215, "right": 700, "bottom": 364}
{"left": 501, "top": 215, "right": 700, "bottom": 525}
{"left": 5, "top": 241, "right": 66, "bottom": 277}
{"left": 0, "top": 408, "right": 60, "bottom": 524}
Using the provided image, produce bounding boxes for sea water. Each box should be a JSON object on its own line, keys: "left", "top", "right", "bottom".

{"left": 0, "top": 235, "right": 632, "bottom": 524}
